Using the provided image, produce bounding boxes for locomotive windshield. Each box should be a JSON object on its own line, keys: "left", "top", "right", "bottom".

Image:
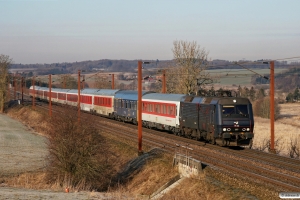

{"left": 222, "top": 105, "right": 249, "bottom": 118}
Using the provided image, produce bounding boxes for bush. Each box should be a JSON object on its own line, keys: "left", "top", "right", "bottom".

{"left": 253, "top": 97, "right": 280, "bottom": 120}
{"left": 46, "top": 109, "right": 116, "bottom": 191}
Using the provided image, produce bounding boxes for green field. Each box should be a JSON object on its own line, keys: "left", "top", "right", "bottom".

{"left": 205, "top": 68, "right": 288, "bottom": 85}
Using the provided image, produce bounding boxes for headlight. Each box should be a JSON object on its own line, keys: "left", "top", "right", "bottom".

{"left": 223, "top": 128, "right": 226, "bottom": 131}
{"left": 247, "top": 128, "right": 250, "bottom": 131}
{"left": 227, "top": 128, "right": 231, "bottom": 131}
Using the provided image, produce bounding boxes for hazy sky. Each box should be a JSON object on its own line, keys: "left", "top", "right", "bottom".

{"left": 1, "top": 0, "right": 300, "bottom": 64}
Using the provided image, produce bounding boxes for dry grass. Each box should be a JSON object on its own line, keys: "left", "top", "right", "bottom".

{"left": 253, "top": 103, "right": 300, "bottom": 157}
{"left": 3, "top": 172, "right": 50, "bottom": 190}
{"left": 125, "top": 153, "right": 179, "bottom": 196}
{"left": 161, "top": 175, "right": 228, "bottom": 200}
{"left": 6, "top": 104, "right": 48, "bottom": 136}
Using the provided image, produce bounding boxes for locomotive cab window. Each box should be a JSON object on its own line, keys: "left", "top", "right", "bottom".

{"left": 222, "top": 105, "right": 248, "bottom": 118}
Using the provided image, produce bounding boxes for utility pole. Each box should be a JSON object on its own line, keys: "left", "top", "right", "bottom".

{"left": 32, "top": 76, "right": 35, "bottom": 110}
{"left": 13, "top": 75, "right": 16, "bottom": 100}
{"left": 162, "top": 70, "right": 166, "bottom": 93}
{"left": 137, "top": 60, "right": 150, "bottom": 155}
{"left": 111, "top": 74, "right": 115, "bottom": 89}
{"left": 21, "top": 77, "right": 24, "bottom": 104}
{"left": 63, "top": 76, "right": 66, "bottom": 89}
{"left": 7, "top": 76, "right": 10, "bottom": 102}
{"left": 81, "top": 75, "right": 85, "bottom": 89}
{"left": 78, "top": 70, "right": 81, "bottom": 123}
{"left": 270, "top": 61, "right": 275, "bottom": 153}
{"left": 49, "top": 74, "right": 52, "bottom": 117}
{"left": 138, "top": 61, "right": 143, "bottom": 155}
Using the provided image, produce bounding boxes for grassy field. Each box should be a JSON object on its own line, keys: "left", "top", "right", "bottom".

{"left": 205, "top": 68, "right": 288, "bottom": 86}
{"left": 252, "top": 103, "right": 300, "bottom": 156}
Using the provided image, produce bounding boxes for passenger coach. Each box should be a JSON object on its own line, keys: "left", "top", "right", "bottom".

{"left": 112, "top": 90, "right": 153, "bottom": 123}
{"left": 93, "top": 89, "right": 120, "bottom": 117}
{"left": 142, "top": 93, "right": 186, "bottom": 133}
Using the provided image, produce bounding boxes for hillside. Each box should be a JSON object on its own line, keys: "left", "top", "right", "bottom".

{"left": 10, "top": 59, "right": 295, "bottom": 76}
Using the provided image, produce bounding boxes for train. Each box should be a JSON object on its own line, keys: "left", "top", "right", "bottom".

{"left": 29, "top": 86, "right": 254, "bottom": 147}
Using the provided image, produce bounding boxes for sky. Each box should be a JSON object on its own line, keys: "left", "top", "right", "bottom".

{"left": 1, "top": 0, "right": 300, "bottom": 64}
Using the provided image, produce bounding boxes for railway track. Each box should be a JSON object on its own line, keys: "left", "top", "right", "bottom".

{"left": 11, "top": 93, "right": 300, "bottom": 192}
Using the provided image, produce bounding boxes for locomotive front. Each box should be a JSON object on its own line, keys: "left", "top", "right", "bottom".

{"left": 215, "top": 98, "right": 254, "bottom": 147}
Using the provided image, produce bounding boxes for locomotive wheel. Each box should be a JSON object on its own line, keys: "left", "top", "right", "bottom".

{"left": 222, "top": 139, "right": 228, "bottom": 146}
{"left": 209, "top": 138, "right": 216, "bottom": 145}
{"left": 212, "top": 138, "right": 216, "bottom": 145}
{"left": 249, "top": 139, "right": 253, "bottom": 149}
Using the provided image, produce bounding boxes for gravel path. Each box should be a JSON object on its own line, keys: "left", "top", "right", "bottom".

{"left": 0, "top": 187, "right": 121, "bottom": 200}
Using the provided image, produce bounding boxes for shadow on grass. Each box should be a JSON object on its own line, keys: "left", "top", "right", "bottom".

{"left": 112, "top": 148, "right": 163, "bottom": 184}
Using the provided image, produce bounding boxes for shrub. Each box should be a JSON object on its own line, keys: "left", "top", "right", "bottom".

{"left": 253, "top": 97, "right": 280, "bottom": 120}
{"left": 46, "top": 109, "right": 116, "bottom": 191}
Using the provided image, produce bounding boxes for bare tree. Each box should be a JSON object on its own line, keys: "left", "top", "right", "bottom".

{"left": 58, "top": 74, "right": 77, "bottom": 89}
{"left": 253, "top": 97, "right": 281, "bottom": 119}
{"left": 0, "top": 55, "right": 12, "bottom": 113}
{"left": 167, "top": 40, "right": 211, "bottom": 94}
{"left": 94, "top": 75, "right": 111, "bottom": 89}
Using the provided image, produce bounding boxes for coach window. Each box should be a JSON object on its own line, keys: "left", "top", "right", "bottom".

{"left": 127, "top": 101, "right": 130, "bottom": 109}
{"left": 131, "top": 101, "right": 134, "bottom": 109}
{"left": 211, "top": 105, "right": 215, "bottom": 124}
{"left": 170, "top": 106, "right": 174, "bottom": 116}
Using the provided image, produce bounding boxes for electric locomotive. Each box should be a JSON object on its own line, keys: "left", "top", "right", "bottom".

{"left": 179, "top": 92, "right": 254, "bottom": 147}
